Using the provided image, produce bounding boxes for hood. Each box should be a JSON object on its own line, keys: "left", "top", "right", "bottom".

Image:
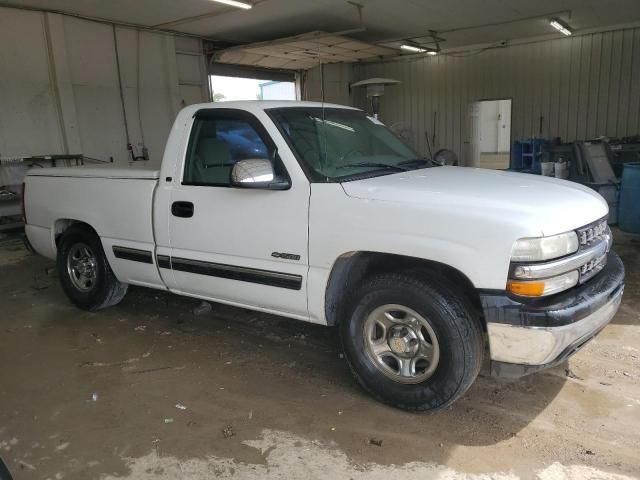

{"left": 341, "top": 166, "right": 608, "bottom": 236}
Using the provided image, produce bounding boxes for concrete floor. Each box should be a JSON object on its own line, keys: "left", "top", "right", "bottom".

{"left": 0, "top": 231, "right": 639, "bottom": 480}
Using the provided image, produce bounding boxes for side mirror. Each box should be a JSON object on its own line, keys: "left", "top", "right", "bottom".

{"left": 231, "top": 159, "right": 290, "bottom": 190}
{"left": 431, "top": 149, "right": 459, "bottom": 167}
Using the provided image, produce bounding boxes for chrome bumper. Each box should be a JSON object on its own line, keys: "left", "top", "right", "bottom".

{"left": 481, "top": 251, "right": 625, "bottom": 378}
{"left": 487, "top": 287, "right": 623, "bottom": 365}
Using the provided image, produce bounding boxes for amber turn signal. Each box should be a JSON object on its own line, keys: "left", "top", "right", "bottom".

{"left": 507, "top": 280, "right": 545, "bottom": 297}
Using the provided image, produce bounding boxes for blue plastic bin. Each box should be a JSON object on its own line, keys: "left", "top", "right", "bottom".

{"left": 618, "top": 163, "right": 640, "bottom": 233}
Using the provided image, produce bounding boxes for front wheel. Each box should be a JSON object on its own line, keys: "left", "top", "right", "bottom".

{"left": 340, "top": 273, "right": 483, "bottom": 411}
{"left": 56, "top": 224, "right": 128, "bottom": 311}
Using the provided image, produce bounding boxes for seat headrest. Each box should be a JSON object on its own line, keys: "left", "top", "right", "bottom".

{"left": 197, "top": 138, "right": 232, "bottom": 167}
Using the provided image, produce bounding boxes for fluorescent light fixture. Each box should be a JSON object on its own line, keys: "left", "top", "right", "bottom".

{"left": 550, "top": 18, "right": 572, "bottom": 36}
{"left": 400, "top": 44, "right": 440, "bottom": 55}
{"left": 210, "top": 0, "right": 252, "bottom": 9}
{"left": 400, "top": 44, "right": 427, "bottom": 53}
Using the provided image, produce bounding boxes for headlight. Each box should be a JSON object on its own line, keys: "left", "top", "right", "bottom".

{"left": 507, "top": 271, "right": 579, "bottom": 297}
{"left": 511, "top": 231, "right": 579, "bottom": 262}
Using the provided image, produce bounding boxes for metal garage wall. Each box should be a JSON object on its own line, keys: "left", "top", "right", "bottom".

{"left": 0, "top": 9, "right": 65, "bottom": 157}
{"left": 303, "top": 63, "right": 352, "bottom": 106}
{"left": 175, "top": 36, "right": 210, "bottom": 108}
{"left": 0, "top": 6, "right": 208, "bottom": 168}
{"left": 311, "top": 26, "right": 640, "bottom": 166}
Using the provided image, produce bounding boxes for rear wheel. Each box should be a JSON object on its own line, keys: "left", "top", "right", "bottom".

{"left": 56, "top": 224, "right": 128, "bottom": 311}
{"left": 340, "top": 273, "right": 483, "bottom": 411}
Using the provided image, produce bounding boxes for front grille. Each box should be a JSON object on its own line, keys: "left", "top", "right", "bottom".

{"left": 579, "top": 253, "right": 607, "bottom": 283}
{"left": 577, "top": 218, "right": 608, "bottom": 247}
{"left": 576, "top": 217, "right": 610, "bottom": 284}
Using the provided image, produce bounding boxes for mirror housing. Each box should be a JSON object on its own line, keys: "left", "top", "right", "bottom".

{"left": 431, "top": 149, "right": 458, "bottom": 167}
{"left": 231, "top": 159, "right": 290, "bottom": 190}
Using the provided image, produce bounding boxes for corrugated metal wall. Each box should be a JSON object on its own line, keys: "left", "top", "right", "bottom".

{"left": 0, "top": 6, "right": 209, "bottom": 168}
{"left": 303, "top": 64, "right": 353, "bottom": 106}
{"left": 310, "top": 26, "right": 640, "bottom": 165}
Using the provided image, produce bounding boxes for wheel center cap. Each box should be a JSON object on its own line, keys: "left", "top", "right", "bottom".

{"left": 388, "top": 326, "right": 419, "bottom": 356}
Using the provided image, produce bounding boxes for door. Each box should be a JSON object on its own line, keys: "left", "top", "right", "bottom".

{"left": 166, "top": 109, "right": 310, "bottom": 318}
{"left": 469, "top": 99, "right": 512, "bottom": 169}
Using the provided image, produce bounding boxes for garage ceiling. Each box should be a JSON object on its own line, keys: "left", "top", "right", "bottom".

{"left": 4, "top": 0, "right": 640, "bottom": 51}
{"left": 214, "top": 31, "right": 396, "bottom": 69}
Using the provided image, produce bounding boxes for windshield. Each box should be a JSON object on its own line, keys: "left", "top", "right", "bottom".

{"left": 267, "top": 107, "right": 423, "bottom": 181}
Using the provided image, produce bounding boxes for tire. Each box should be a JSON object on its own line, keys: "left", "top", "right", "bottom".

{"left": 56, "top": 224, "right": 128, "bottom": 311}
{"left": 340, "top": 273, "right": 483, "bottom": 412}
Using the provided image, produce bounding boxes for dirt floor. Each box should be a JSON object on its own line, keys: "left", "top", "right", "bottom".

{"left": 0, "top": 230, "right": 639, "bottom": 480}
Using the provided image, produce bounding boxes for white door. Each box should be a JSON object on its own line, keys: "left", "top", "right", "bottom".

{"left": 467, "top": 102, "right": 481, "bottom": 167}
{"left": 166, "top": 109, "right": 310, "bottom": 319}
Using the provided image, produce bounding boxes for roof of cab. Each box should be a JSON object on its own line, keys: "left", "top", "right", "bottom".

{"left": 183, "top": 100, "right": 361, "bottom": 113}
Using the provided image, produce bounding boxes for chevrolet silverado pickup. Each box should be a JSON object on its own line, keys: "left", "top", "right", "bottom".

{"left": 23, "top": 101, "right": 625, "bottom": 411}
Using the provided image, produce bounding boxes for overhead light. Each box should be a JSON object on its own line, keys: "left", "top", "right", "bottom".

{"left": 400, "top": 44, "right": 440, "bottom": 55}
{"left": 210, "top": 0, "right": 252, "bottom": 10}
{"left": 549, "top": 18, "right": 572, "bottom": 36}
{"left": 400, "top": 44, "right": 427, "bottom": 53}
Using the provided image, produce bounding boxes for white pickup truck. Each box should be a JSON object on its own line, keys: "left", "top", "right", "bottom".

{"left": 24, "top": 101, "right": 625, "bottom": 411}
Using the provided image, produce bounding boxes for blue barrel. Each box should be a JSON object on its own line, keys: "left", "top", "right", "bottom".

{"left": 618, "top": 163, "right": 640, "bottom": 233}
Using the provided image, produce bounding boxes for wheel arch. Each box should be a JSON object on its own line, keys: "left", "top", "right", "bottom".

{"left": 324, "top": 251, "right": 484, "bottom": 329}
{"left": 54, "top": 219, "right": 129, "bottom": 311}
{"left": 53, "top": 219, "right": 99, "bottom": 246}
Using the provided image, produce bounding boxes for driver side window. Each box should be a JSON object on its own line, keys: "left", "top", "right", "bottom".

{"left": 183, "top": 115, "right": 271, "bottom": 186}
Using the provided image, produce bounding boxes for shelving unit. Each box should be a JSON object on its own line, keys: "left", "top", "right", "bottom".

{"left": 511, "top": 139, "right": 546, "bottom": 173}
{"left": 0, "top": 190, "right": 21, "bottom": 231}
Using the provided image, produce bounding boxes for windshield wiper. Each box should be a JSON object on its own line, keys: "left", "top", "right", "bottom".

{"left": 336, "top": 162, "right": 408, "bottom": 171}
{"left": 398, "top": 158, "right": 432, "bottom": 169}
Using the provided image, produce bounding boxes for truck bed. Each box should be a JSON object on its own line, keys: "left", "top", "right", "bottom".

{"left": 24, "top": 166, "right": 163, "bottom": 289}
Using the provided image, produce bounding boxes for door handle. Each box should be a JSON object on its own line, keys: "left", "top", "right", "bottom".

{"left": 171, "top": 201, "right": 194, "bottom": 218}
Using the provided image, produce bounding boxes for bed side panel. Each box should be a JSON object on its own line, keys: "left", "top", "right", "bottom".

{"left": 25, "top": 175, "right": 164, "bottom": 289}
